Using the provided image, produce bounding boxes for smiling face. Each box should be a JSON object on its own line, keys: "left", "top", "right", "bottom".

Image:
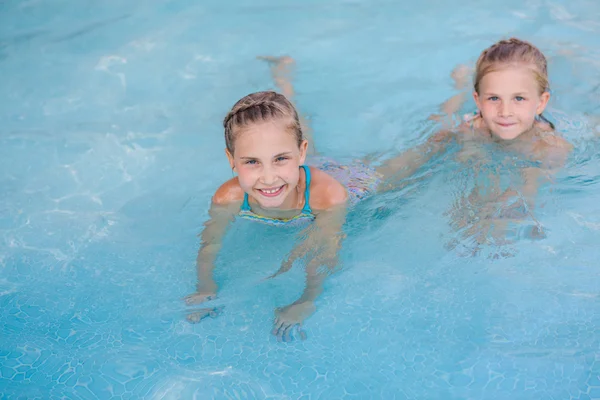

{"left": 473, "top": 64, "right": 550, "bottom": 141}
{"left": 226, "top": 119, "right": 308, "bottom": 210}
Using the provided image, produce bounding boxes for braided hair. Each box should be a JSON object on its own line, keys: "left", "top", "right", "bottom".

{"left": 223, "top": 91, "right": 303, "bottom": 154}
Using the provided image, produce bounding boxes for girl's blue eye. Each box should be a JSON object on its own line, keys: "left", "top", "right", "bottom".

{"left": 275, "top": 156, "right": 289, "bottom": 162}
{"left": 245, "top": 160, "right": 258, "bottom": 165}
{"left": 515, "top": 96, "right": 525, "bottom": 101}
{"left": 488, "top": 96, "right": 499, "bottom": 101}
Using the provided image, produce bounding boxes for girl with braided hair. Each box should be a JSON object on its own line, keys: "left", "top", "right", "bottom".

{"left": 185, "top": 57, "right": 383, "bottom": 341}
{"left": 381, "top": 38, "right": 573, "bottom": 255}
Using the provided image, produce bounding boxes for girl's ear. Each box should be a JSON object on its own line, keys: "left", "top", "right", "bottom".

{"left": 473, "top": 91, "right": 482, "bottom": 113}
{"left": 536, "top": 91, "right": 550, "bottom": 115}
{"left": 225, "top": 149, "right": 235, "bottom": 171}
{"left": 299, "top": 140, "right": 308, "bottom": 164}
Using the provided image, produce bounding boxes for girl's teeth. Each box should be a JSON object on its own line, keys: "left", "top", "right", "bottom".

{"left": 262, "top": 187, "right": 281, "bottom": 194}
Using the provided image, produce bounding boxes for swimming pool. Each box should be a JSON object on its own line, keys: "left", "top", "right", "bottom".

{"left": 1, "top": 0, "right": 600, "bottom": 398}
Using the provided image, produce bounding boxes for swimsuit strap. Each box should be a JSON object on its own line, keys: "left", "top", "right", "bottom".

{"left": 470, "top": 111, "right": 479, "bottom": 129}
{"left": 241, "top": 192, "right": 251, "bottom": 212}
{"left": 300, "top": 165, "right": 312, "bottom": 214}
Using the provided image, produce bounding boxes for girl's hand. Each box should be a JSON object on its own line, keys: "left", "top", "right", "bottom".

{"left": 186, "top": 306, "right": 224, "bottom": 324}
{"left": 272, "top": 301, "right": 314, "bottom": 342}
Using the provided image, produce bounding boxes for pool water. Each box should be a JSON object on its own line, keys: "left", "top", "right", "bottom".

{"left": 1, "top": 0, "right": 600, "bottom": 398}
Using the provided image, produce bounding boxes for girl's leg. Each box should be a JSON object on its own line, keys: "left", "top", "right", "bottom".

{"left": 258, "top": 55, "right": 317, "bottom": 155}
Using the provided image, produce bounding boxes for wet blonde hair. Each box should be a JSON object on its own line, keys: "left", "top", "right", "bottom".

{"left": 223, "top": 91, "right": 303, "bottom": 154}
{"left": 474, "top": 38, "right": 549, "bottom": 95}
{"left": 474, "top": 37, "right": 553, "bottom": 127}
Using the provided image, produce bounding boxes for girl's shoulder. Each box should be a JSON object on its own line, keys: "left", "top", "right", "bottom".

{"left": 534, "top": 121, "right": 573, "bottom": 151}
{"left": 213, "top": 177, "right": 245, "bottom": 205}
{"left": 538, "top": 133, "right": 573, "bottom": 153}
{"left": 308, "top": 166, "right": 348, "bottom": 209}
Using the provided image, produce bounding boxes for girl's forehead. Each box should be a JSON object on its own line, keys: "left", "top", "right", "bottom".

{"left": 479, "top": 66, "right": 539, "bottom": 90}
{"left": 234, "top": 122, "right": 299, "bottom": 155}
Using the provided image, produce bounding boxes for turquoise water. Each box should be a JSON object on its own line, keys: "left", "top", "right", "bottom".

{"left": 2, "top": 0, "right": 600, "bottom": 398}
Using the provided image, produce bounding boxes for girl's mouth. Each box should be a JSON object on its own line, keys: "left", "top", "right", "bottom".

{"left": 257, "top": 185, "right": 285, "bottom": 197}
{"left": 496, "top": 122, "right": 516, "bottom": 128}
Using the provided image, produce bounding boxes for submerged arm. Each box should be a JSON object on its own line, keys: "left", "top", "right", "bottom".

{"left": 476, "top": 138, "right": 573, "bottom": 242}
{"left": 184, "top": 203, "right": 237, "bottom": 305}
{"left": 520, "top": 137, "right": 573, "bottom": 210}
{"left": 272, "top": 205, "right": 347, "bottom": 341}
